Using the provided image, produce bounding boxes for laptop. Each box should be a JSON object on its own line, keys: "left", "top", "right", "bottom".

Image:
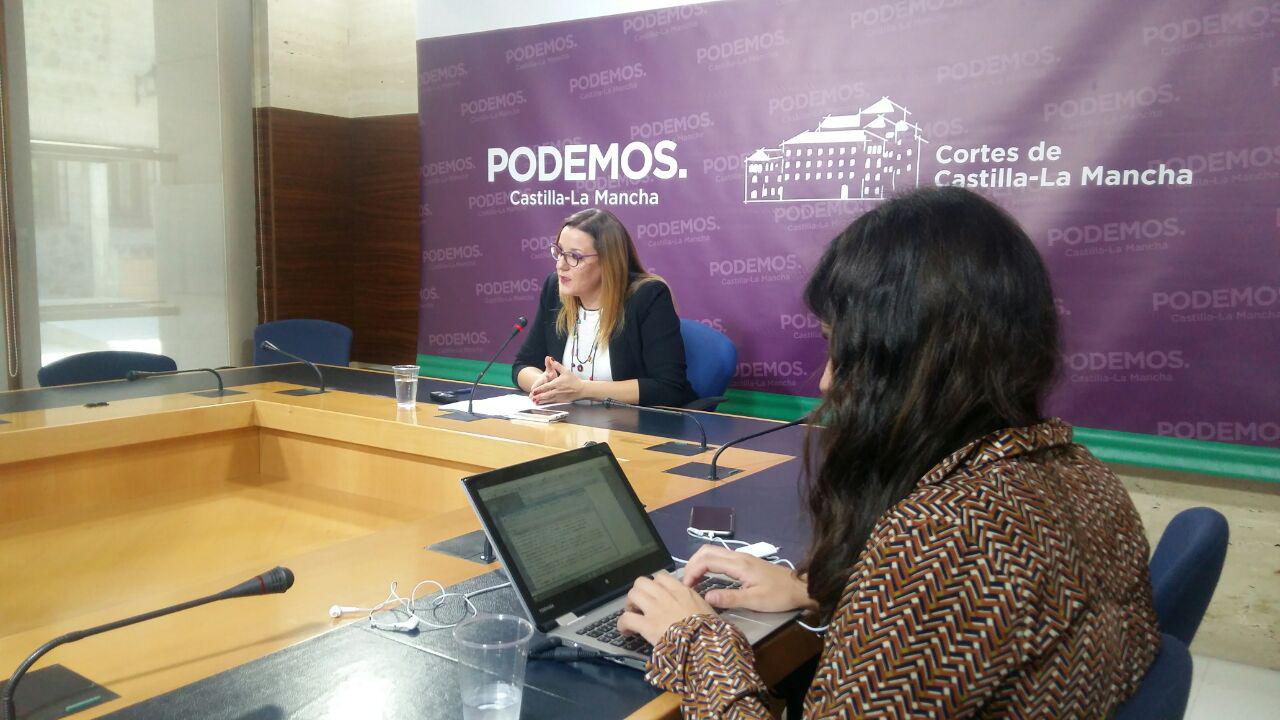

{"left": 460, "top": 442, "right": 799, "bottom": 670}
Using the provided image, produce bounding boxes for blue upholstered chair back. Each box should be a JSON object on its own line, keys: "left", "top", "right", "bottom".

{"left": 253, "top": 319, "right": 353, "bottom": 367}
{"left": 37, "top": 350, "right": 177, "bottom": 387}
{"left": 1148, "top": 506, "right": 1229, "bottom": 645}
{"left": 1113, "top": 633, "right": 1192, "bottom": 720}
{"left": 679, "top": 319, "right": 737, "bottom": 409}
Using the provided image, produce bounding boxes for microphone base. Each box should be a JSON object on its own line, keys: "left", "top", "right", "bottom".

{"left": 190, "top": 389, "right": 248, "bottom": 398}
{"left": 479, "top": 537, "right": 496, "bottom": 564}
{"left": 4, "top": 663, "right": 118, "bottom": 719}
{"left": 646, "top": 440, "right": 711, "bottom": 456}
{"left": 435, "top": 411, "right": 488, "bottom": 422}
{"left": 665, "top": 461, "right": 741, "bottom": 480}
{"left": 275, "top": 387, "right": 326, "bottom": 396}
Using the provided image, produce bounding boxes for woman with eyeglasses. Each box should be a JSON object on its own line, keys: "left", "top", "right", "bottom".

{"left": 512, "top": 208, "right": 697, "bottom": 407}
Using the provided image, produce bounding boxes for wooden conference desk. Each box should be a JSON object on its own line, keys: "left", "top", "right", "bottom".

{"left": 0, "top": 365, "right": 819, "bottom": 718}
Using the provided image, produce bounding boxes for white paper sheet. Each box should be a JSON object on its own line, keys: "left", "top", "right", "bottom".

{"left": 440, "top": 393, "right": 567, "bottom": 417}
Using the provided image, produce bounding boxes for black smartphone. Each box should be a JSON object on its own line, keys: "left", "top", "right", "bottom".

{"left": 689, "top": 506, "right": 735, "bottom": 537}
{"left": 428, "top": 388, "right": 472, "bottom": 403}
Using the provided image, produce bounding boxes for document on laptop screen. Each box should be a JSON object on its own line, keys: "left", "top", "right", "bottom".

{"left": 478, "top": 455, "right": 661, "bottom": 602}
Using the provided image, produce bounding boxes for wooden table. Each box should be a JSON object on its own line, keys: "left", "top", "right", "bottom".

{"left": 0, "top": 368, "right": 817, "bottom": 718}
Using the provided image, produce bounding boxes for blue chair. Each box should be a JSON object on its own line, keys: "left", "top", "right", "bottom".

{"left": 1148, "top": 507, "right": 1229, "bottom": 645}
{"left": 37, "top": 350, "right": 177, "bottom": 387}
{"left": 1114, "top": 633, "right": 1193, "bottom": 720}
{"left": 679, "top": 319, "right": 737, "bottom": 411}
{"left": 253, "top": 319, "right": 353, "bottom": 367}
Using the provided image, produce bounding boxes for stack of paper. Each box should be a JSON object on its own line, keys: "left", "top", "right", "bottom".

{"left": 440, "top": 393, "right": 567, "bottom": 417}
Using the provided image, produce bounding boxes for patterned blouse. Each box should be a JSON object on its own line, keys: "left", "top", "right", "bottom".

{"left": 646, "top": 420, "right": 1161, "bottom": 718}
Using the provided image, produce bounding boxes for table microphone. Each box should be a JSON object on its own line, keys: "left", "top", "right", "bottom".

{"left": 468, "top": 316, "right": 528, "bottom": 415}
{"left": 259, "top": 340, "right": 325, "bottom": 394}
{"left": 126, "top": 367, "right": 233, "bottom": 396}
{"left": 708, "top": 414, "right": 809, "bottom": 481}
{"left": 602, "top": 398, "right": 708, "bottom": 451}
{"left": 2, "top": 567, "right": 295, "bottom": 720}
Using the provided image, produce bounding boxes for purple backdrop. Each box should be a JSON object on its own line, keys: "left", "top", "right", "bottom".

{"left": 418, "top": 0, "right": 1280, "bottom": 448}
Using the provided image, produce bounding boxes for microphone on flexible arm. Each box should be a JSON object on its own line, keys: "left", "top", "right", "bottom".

{"left": 466, "top": 316, "right": 528, "bottom": 415}
{"left": 2, "top": 567, "right": 295, "bottom": 720}
{"left": 708, "top": 413, "right": 810, "bottom": 481}
{"left": 259, "top": 340, "right": 325, "bottom": 395}
{"left": 462, "top": 317, "right": 527, "bottom": 561}
{"left": 126, "top": 368, "right": 245, "bottom": 397}
{"left": 601, "top": 398, "right": 712, "bottom": 455}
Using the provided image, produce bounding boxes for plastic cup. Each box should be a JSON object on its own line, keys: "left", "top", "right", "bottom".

{"left": 452, "top": 613, "right": 533, "bottom": 720}
{"left": 392, "top": 365, "right": 419, "bottom": 408}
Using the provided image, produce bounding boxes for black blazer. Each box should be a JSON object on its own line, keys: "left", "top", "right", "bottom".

{"left": 512, "top": 273, "right": 697, "bottom": 408}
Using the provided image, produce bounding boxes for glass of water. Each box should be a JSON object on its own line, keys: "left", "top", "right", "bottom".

{"left": 453, "top": 613, "right": 533, "bottom": 720}
{"left": 391, "top": 365, "right": 419, "bottom": 408}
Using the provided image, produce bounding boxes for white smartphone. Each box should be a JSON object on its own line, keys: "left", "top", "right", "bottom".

{"left": 508, "top": 407, "right": 569, "bottom": 423}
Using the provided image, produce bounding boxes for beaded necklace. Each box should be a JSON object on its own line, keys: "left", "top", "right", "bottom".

{"left": 570, "top": 308, "right": 599, "bottom": 381}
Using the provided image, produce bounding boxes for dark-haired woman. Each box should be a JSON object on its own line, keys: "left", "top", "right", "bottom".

{"left": 617, "top": 187, "right": 1160, "bottom": 717}
{"left": 513, "top": 208, "right": 696, "bottom": 407}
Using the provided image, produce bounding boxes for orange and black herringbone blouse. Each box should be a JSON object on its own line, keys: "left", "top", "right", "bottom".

{"left": 646, "top": 420, "right": 1161, "bottom": 718}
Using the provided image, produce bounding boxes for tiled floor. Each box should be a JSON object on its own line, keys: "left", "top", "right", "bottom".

{"left": 1186, "top": 655, "right": 1280, "bottom": 719}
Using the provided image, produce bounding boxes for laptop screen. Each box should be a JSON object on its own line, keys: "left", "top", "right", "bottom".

{"left": 477, "top": 453, "right": 662, "bottom": 601}
{"left": 462, "top": 444, "right": 674, "bottom": 631}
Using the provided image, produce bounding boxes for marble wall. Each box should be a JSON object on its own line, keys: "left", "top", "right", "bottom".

{"left": 1122, "top": 470, "right": 1279, "bottom": 670}
{"left": 254, "top": 0, "right": 416, "bottom": 118}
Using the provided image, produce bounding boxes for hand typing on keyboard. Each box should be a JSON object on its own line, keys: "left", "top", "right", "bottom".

{"left": 580, "top": 577, "right": 742, "bottom": 654}
{"left": 615, "top": 571, "right": 725, "bottom": 648}
{"left": 681, "top": 545, "right": 817, "bottom": 614}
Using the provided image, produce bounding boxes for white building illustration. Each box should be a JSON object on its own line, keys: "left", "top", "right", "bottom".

{"left": 745, "top": 97, "right": 927, "bottom": 203}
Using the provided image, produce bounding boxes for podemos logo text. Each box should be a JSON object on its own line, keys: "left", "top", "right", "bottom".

{"left": 487, "top": 141, "right": 685, "bottom": 182}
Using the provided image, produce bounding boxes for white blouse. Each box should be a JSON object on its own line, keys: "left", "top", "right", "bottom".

{"left": 561, "top": 307, "right": 613, "bottom": 382}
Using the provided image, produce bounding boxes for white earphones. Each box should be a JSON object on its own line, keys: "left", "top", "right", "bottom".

{"left": 369, "top": 616, "right": 421, "bottom": 633}
{"left": 328, "top": 580, "right": 481, "bottom": 634}
{"left": 328, "top": 605, "right": 365, "bottom": 619}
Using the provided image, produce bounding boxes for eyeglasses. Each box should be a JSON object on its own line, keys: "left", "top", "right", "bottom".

{"left": 550, "top": 244, "right": 598, "bottom": 268}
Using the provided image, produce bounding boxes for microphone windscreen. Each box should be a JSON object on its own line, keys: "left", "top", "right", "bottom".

{"left": 515, "top": 316, "right": 528, "bottom": 330}
{"left": 265, "top": 566, "right": 295, "bottom": 594}
{"left": 221, "top": 566, "right": 294, "bottom": 598}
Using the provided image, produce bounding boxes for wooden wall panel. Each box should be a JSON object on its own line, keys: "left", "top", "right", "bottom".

{"left": 253, "top": 107, "right": 275, "bottom": 326}
{"left": 350, "top": 115, "right": 420, "bottom": 364}
{"left": 254, "top": 107, "right": 354, "bottom": 329}
{"left": 254, "top": 108, "right": 419, "bottom": 365}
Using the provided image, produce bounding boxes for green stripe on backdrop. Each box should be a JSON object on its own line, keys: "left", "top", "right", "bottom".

{"left": 416, "top": 354, "right": 1279, "bottom": 484}
{"left": 417, "top": 354, "right": 518, "bottom": 387}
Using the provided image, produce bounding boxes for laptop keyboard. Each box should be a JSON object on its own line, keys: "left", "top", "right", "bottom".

{"left": 575, "top": 577, "right": 742, "bottom": 654}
